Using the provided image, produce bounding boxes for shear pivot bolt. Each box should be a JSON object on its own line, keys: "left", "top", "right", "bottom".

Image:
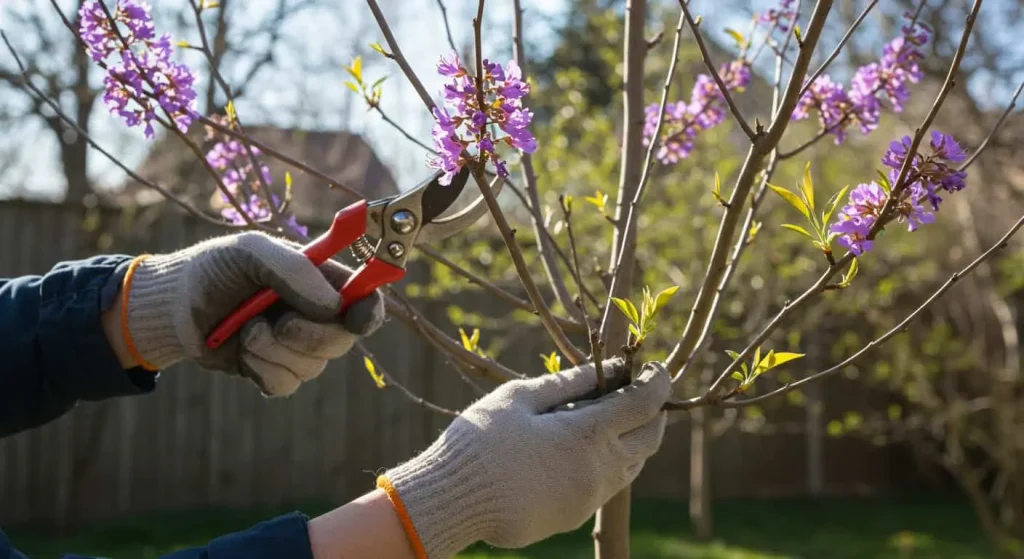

{"left": 390, "top": 210, "right": 417, "bottom": 235}
{"left": 387, "top": 242, "right": 406, "bottom": 259}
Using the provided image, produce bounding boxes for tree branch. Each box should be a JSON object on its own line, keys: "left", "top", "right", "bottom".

{"left": 959, "top": 79, "right": 1024, "bottom": 171}
{"left": 666, "top": 0, "right": 835, "bottom": 378}
{"left": 677, "top": 0, "right": 756, "bottom": 141}
{"left": 365, "top": 0, "right": 435, "bottom": 112}
{"left": 797, "top": 0, "right": 880, "bottom": 101}
{"left": 561, "top": 196, "right": 606, "bottom": 392}
{"left": 723, "top": 208, "right": 1024, "bottom": 407}
{"left": 512, "top": 0, "right": 581, "bottom": 323}
{"left": 0, "top": 31, "right": 233, "bottom": 227}
{"left": 434, "top": 0, "right": 459, "bottom": 55}
{"left": 355, "top": 341, "right": 459, "bottom": 416}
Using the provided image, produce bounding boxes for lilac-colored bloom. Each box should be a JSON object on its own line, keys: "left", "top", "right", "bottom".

{"left": 643, "top": 61, "right": 751, "bottom": 165}
{"left": 428, "top": 53, "right": 536, "bottom": 179}
{"left": 830, "top": 182, "right": 887, "bottom": 255}
{"left": 437, "top": 52, "right": 462, "bottom": 77}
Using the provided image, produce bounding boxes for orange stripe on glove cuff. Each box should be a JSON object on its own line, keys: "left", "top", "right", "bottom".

{"left": 377, "top": 475, "right": 429, "bottom": 559}
{"left": 120, "top": 254, "right": 160, "bottom": 372}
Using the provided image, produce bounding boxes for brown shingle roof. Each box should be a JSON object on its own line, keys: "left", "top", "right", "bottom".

{"left": 111, "top": 126, "right": 398, "bottom": 227}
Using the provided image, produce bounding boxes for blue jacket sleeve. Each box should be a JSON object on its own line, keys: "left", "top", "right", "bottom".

{"left": 0, "top": 254, "right": 157, "bottom": 438}
{"left": 0, "top": 511, "right": 315, "bottom": 559}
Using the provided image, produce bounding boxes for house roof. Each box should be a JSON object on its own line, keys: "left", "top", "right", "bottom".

{"left": 110, "top": 126, "right": 399, "bottom": 227}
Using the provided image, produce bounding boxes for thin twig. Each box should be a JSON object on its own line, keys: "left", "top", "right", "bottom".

{"left": 677, "top": 0, "right": 756, "bottom": 141}
{"left": 435, "top": 0, "right": 459, "bottom": 55}
{"left": 470, "top": 170, "right": 586, "bottom": 365}
{"left": 0, "top": 32, "right": 234, "bottom": 227}
{"left": 560, "top": 196, "right": 605, "bottom": 392}
{"left": 199, "top": 116, "right": 363, "bottom": 199}
{"left": 187, "top": 0, "right": 284, "bottom": 225}
{"left": 384, "top": 287, "right": 523, "bottom": 382}
{"left": 723, "top": 209, "right": 1024, "bottom": 407}
{"left": 598, "top": 8, "right": 687, "bottom": 341}
{"left": 355, "top": 342, "right": 459, "bottom": 416}
{"left": 797, "top": 0, "right": 881, "bottom": 101}
{"left": 417, "top": 244, "right": 586, "bottom": 333}
{"left": 512, "top": 0, "right": 581, "bottom": 323}
{"left": 374, "top": 105, "right": 435, "bottom": 152}
{"left": 959, "top": 79, "right": 1024, "bottom": 171}
{"left": 366, "top": 0, "right": 436, "bottom": 112}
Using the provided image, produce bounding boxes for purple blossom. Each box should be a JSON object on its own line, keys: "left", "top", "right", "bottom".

{"left": 829, "top": 130, "right": 967, "bottom": 254}
{"left": 791, "top": 15, "right": 929, "bottom": 144}
{"left": 79, "top": 0, "right": 198, "bottom": 139}
{"left": 757, "top": 0, "right": 797, "bottom": 32}
{"left": 427, "top": 51, "right": 536, "bottom": 183}
{"left": 644, "top": 60, "right": 751, "bottom": 165}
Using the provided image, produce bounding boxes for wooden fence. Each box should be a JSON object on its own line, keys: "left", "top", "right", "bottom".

{"left": 0, "top": 200, "right": 919, "bottom": 527}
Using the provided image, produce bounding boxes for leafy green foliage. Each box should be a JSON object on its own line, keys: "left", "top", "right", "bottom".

{"left": 611, "top": 285, "right": 680, "bottom": 344}
{"left": 769, "top": 162, "right": 849, "bottom": 256}
{"left": 343, "top": 55, "right": 384, "bottom": 107}
{"left": 726, "top": 347, "right": 805, "bottom": 392}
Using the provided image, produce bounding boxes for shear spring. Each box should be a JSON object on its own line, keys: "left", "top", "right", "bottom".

{"left": 350, "top": 235, "right": 375, "bottom": 262}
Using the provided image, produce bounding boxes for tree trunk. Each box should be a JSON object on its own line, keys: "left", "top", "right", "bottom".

{"left": 61, "top": 26, "right": 97, "bottom": 204}
{"left": 593, "top": 0, "right": 646, "bottom": 557}
{"left": 689, "top": 403, "right": 713, "bottom": 541}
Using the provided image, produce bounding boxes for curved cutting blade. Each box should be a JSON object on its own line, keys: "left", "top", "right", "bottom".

{"left": 419, "top": 166, "right": 471, "bottom": 224}
{"left": 416, "top": 172, "right": 505, "bottom": 244}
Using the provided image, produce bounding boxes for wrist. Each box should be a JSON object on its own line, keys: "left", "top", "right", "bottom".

{"left": 308, "top": 489, "right": 417, "bottom": 559}
{"left": 101, "top": 288, "right": 141, "bottom": 369}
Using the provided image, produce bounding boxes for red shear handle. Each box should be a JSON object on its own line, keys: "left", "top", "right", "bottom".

{"left": 339, "top": 257, "right": 406, "bottom": 312}
{"left": 205, "top": 200, "right": 369, "bottom": 350}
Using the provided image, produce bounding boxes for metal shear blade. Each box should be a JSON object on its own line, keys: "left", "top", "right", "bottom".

{"left": 365, "top": 166, "right": 504, "bottom": 245}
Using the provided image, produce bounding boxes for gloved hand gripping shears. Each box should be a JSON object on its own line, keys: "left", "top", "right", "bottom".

{"left": 206, "top": 166, "right": 497, "bottom": 349}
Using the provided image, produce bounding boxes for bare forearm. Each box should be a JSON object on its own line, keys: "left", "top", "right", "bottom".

{"left": 307, "top": 490, "right": 417, "bottom": 559}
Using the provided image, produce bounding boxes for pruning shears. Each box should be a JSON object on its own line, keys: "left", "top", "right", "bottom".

{"left": 205, "top": 166, "right": 496, "bottom": 349}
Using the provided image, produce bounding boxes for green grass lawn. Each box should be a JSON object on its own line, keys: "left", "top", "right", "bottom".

{"left": 5, "top": 496, "right": 993, "bottom": 558}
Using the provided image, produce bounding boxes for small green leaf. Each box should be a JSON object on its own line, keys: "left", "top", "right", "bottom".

{"left": 344, "top": 80, "right": 360, "bottom": 93}
{"left": 765, "top": 352, "right": 805, "bottom": 369}
{"left": 793, "top": 24, "right": 803, "bottom": 42}
{"left": 753, "top": 346, "right": 762, "bottom": 370}
{"left": 610, "top": 297, "right": 640, "bottom": 325}
{"left": 176, "top": 40, "right": 192, "bottom": 48}
{"left": 725, "top": 349, "right": 742, "bottom": 362}
{"left": 654, "top": 285, "right": 679, "bottom": 312}
{"left": 371, "top": 76, "right": 388, "bottom": 89}
{"left": 629, "top": 323, "right": 642, "bottom": 340}
{"left": 584, "top": 190, "right": 608, "bottom": 213}
{"left": 822, "top": 184, "right": 850, "bottom": 226}
{"left": 768, "top": 184, "right": 810, "bottom": 220}
{"left": 756, "top": 349, "right": 776, "bottom": 374}
{"left": 875, "top": 169, "right": 891, "bottom": 194}
{"left": 781, "top": 223, "right": 813, "bottom": 238}
{"left": 561, "top": 194, "right": 573, "bottom": 213}
{"left": 841, "top": 258, "right": 859, "bottom": 287}
{"left": 725, "top": 28, "right": 747, "bottom": 49}
{"left": 747, "top": 220, "right": 762, "bottom": 243}
{"left": 345, "top": 56, "right": 364, "bottom": 84}
{"left": 369, "top": 42, "right": 390, "bottom": 57}
{"left": 731, "top": 371, "right": 745, "bottom": 381}
{"left": 800, "top": 162, "right": 815, "bottom": 211}
{"left": 225, "top": 100, "right": 236, "bottom": 123}
{"left": 363, "top": 356, "right": 386, "bottom": 388}
{"left": 540, "top": 351, "right": 561, "bottom": 373}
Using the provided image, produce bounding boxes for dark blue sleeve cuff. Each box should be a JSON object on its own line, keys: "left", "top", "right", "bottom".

{"left": 37, "top": 255, "right": 157, "bottom": 402}
{"left": 160, "top": 512, "right": 314, "bottom": 559}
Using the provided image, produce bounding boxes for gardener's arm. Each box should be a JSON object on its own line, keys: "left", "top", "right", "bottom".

{"left": 0, "top": 254, "right": 153, "bottom": 437}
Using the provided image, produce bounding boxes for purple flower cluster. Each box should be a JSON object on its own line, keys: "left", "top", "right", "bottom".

{"left": 79, "top": 0, "right": 198, "bottom": 139}
{"left": 204, "top": 118, "right": 307, "bottom": 236}
{"left": 643, "top": 60, "right": 752, "bottom": 164}
{"left": 427, "top": 52, "right": 537, "bottom": 185}
{"left": 758, "top": 0, "right": 797, "bottom": 32}
{"left": 829, "top": 131, "right": 967, "bottom": 255}
{"left": 793, "top": 14, "right": 930, "bottom": 144}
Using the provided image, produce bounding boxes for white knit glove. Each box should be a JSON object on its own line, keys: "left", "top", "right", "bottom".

{"left": 376, "top": 359, "right": 670, "bottom": 558}
{"left": 122, "top": 231, "right": 385, "bottom": 396}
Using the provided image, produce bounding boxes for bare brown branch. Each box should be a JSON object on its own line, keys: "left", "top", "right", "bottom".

{"left": 355, "top": 342, "right": 459, "bottom": 416}
{"left": 366, "top": 0, "right": 436, "bottom": 112}
{"left": 677, "top": 0, "right": 756, "bottom": 141}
